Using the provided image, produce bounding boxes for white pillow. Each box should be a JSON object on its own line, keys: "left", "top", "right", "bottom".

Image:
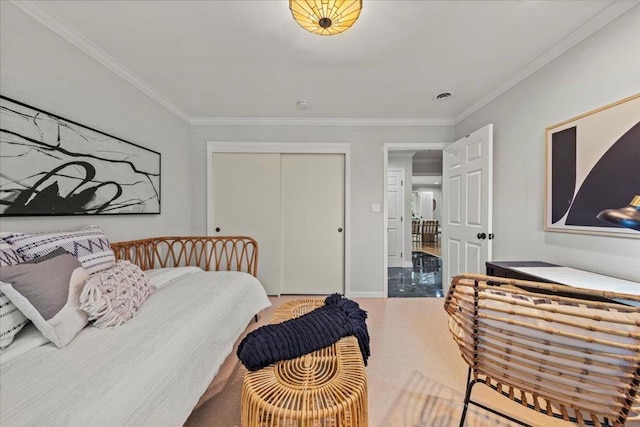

{"left": 2, "top": 225, "right": 115, "bottom": 275}
{"left": 0, "top": 238, "right": 28, "bottom": 352}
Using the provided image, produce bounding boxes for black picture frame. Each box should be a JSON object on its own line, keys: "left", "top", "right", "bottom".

{"left": 0, "top": 96, "right": 161, "bottom": 216}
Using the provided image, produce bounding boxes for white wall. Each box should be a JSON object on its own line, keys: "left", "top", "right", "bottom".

{"left": 0, "top": 2, "right": 191, "bottom": 242}
{"left": 190, "top": 125, "right": 454, "bottom": 296}
{"left": 455, "top": 5, "right": 640, "bottom": 282}
{"left": 388, "top": 153, "right": 413, "bottom": 266}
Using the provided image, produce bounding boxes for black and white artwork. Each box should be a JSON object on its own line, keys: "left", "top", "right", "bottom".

{"left": 0, "top": 96, "right": 160, "bottom": 216}
{"left": 545, "top": 94, "right": 639, "bottom": 237}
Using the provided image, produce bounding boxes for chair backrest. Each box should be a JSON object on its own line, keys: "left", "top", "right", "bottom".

{"left": 444, "top": 274, "right": 640, "bottom": 426}
{"left": 423, "top": 220, "right": 438, "bottom": 234}
{"left": 412, "top": 220, "right": 422, "bottom": 235}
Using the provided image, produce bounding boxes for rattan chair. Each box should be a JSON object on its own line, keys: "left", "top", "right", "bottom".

{"left": 444, "top": 274, "right": 640, "bottom": 427}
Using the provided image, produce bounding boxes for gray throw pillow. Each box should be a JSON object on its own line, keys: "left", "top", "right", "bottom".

{"left": 0, "top": 251, "right": 89, "bottom": 348}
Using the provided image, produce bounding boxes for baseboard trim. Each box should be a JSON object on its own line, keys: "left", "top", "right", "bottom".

{"left": 347, "top": 291, "right": 386, "bottom": 298}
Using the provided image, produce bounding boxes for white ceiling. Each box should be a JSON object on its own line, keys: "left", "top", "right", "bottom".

{"left": 15, "top": 0, "right": 635, "bottom": 123}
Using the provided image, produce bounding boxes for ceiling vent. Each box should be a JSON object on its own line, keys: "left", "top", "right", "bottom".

{"left": 434, "top": 92, "right": 453, "bottom": 101}
{"left": 297, "top": 100, "right": 311, "bottom": 110}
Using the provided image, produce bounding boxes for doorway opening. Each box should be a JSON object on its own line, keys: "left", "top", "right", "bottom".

{"left": 388, "top": 252, "right": 443, "bottom": 297}
{"left": 383, "top": 143, "right": 447, "bottom": 298}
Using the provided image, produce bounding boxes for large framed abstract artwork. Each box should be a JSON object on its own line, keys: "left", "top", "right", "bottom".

{"left": 545, "top": 93, "right": 639, "bottom": 237}
{"left": 0, "top": 96, "right": 161, "bottom": 216}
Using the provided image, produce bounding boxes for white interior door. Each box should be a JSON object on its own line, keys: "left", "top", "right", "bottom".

{"left": 212, "top": 153, "right": 282, "bottom": 295}
{"left": 280, "top": 154, "right": 344, "bottom": 294}
{"left": 419, "top": 192, "right": 434, "bottom": 220}
{"left": 442, "top": 124, "right": 493, "bottom": 292}
{"left": 387, "top": 169, "right": 404, "bottom": 268}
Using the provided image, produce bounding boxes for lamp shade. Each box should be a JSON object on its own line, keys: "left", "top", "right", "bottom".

{"left": 596, "top": 195, "right": 640, "bottom": 231}
{"left": 290, "top": 0, "right": 362, "bottom": 35}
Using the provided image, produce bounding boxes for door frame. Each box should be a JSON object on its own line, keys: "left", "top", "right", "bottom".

{"left": 207, "top": 142, "right": 351, "bottom": 297}
{"left": 387, "top": 168, "right": 406, "bottom": 268}
{"left": 383, "top": 142, "right": 448, "bottom": 298}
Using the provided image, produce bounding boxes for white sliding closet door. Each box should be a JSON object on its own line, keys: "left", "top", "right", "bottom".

{"left": 212, "top": 153, "right": 282, "bottom": 295}
{"left": 211, "top": 152, "right": 345, "bottom": 296}
{"left": 280, "top": 154, "right": 344, "bottom": 294}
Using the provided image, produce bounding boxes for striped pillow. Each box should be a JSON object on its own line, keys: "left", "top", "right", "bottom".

{"left": 0, "top": 238, "right": 24, "bottom": 267}
{"left": 2, "top": 226, "right": 115, "bottom": 275}
{"left": 0, "top": 238, "right": 29, "bottom": 352}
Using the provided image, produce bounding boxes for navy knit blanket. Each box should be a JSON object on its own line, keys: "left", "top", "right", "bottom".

{"left": 237, "top": 294, "right": 370, "bottom": 371}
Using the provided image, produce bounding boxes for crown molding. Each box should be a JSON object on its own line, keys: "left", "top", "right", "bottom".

{"left": 454, "top": 0, "right": 639, "bottom": 124}
{"left": 9, "top": 0, "right": 454, "bottom": 128}
{"left": 12, "top": 0, "right": 191, "bottom": 123}
{"left": 15, "top": 0, "right": 633, "bottom": 128}
{"left": 190, "top": 116, "right": 455, "bottom": 127}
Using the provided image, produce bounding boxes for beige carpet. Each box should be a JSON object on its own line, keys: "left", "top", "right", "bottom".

{"left": 186, "top": 296, "right": 638, "bottom": 427}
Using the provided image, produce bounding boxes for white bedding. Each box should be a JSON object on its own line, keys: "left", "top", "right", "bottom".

{"left": 0, "top": 269, "right": 271, "bottom": 426}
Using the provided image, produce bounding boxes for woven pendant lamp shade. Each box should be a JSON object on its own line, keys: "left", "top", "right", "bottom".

{"left": 290, "top": 0, "right": 362, "bottom": 35}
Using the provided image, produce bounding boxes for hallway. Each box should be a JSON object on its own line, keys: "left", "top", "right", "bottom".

{"left": 388, "top": 249, "right": 443, "bottom": 298}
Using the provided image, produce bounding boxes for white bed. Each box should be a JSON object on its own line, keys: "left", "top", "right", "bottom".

{"left": 0, "top": 268, "right": 271, "bottom": 426}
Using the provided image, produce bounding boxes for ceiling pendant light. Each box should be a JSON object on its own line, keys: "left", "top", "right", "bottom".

{"left": 290, "top": 0, "right": 362, "bottom": 36}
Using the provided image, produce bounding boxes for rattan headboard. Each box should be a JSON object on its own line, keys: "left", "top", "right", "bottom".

{"left": 110, "top": 236, "right": 258, "bottom": 277}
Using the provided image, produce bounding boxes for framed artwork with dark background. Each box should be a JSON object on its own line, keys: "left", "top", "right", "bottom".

{"left": 545, "top": 93, "right": 639, "bottom": 238}
{"left": 0, "top": 96, "right": 161, "bottom": 216}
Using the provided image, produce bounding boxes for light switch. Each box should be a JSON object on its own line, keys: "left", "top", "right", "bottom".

{"left": 371, "top": 202, "right": 381, "bottom": 212}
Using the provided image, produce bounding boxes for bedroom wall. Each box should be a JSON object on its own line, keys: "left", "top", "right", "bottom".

{"left": 0, "top": 2, "right": 191, "bottom": 242}
{"left": 189, "top": 125, "right": 454, "bottom": 296}
{"left": 455, "top": 5, "right": 640, "bottom": 282}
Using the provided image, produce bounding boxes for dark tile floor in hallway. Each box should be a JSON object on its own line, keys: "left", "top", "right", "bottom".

{"left": 388, "top": 252, "right": 443, "bottom": 298}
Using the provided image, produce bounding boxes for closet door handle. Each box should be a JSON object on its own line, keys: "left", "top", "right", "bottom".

{"left": 215, "top": 227, "right": 221, "bottom": 232}
{"left": 338, "top": 227, "right": 343, "bottom": 233}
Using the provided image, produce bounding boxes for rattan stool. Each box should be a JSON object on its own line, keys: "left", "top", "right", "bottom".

{"left": 241, "top": 298, "right": 368, "bottom": 427}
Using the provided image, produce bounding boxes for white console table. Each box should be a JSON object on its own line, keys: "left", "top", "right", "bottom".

{"left": 486, "top": 261, "right": 640, "bottom": 306}
{"left": 512, "top": 266, "right": 640, "bottom": 296}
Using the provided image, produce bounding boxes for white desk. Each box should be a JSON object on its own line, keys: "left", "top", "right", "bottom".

{"left": 511, "top": 266, "right": 640, "bottom": 306}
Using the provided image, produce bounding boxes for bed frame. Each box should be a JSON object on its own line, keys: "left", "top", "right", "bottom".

{"left": 110, "top": 236, "right": 258, "bottom": 277}
{"left": 111, "top": 235, "right": 263, "bottom": 410}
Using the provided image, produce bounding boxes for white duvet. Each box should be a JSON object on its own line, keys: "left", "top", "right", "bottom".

{"left": 0, "top": 269, "right": 271, "bottom": 426}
